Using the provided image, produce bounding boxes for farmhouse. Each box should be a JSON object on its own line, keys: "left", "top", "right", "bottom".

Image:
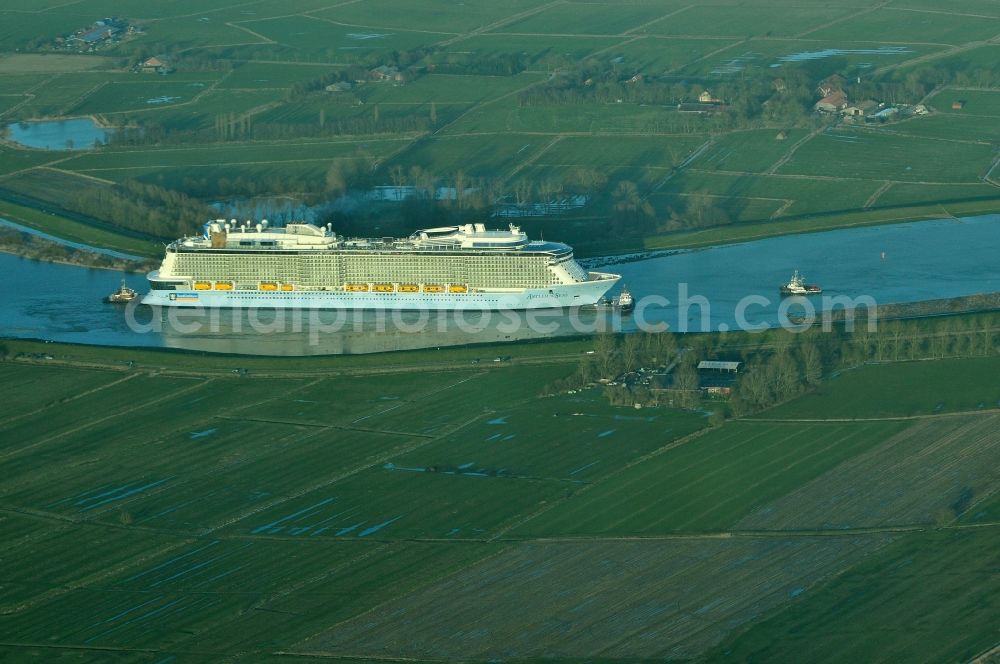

{"left": 140, "top": 56, "right": 170, "bottom": 74}
{"left": 699, "top": 90, "right": 721, "bottom": 103}
{"left": 66, "top": 17, "right": 130, "bottom": 50}
{"left": 370, "top": 65, "right": 403, "bottom": 83}
{"left": 842, "top": 99, "right": 879, "bottom": 118}
{"left": 696, "top": 360, "right": 741, "bottom": 396}
{"left": 815, "top": 90, "right": 847, "bottom": 113}
{"left": 952, "top": 100, "right": 966, "bottom": 110}
{"left": 325, "top": 81, "right": 353, "bottom": 93}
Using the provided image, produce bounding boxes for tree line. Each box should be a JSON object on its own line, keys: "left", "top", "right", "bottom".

{"left": 543, "top": 311, "right": 1000, "bottom": 420}
{"left": 65, "top": 180, "right": 213, "bottom": 238}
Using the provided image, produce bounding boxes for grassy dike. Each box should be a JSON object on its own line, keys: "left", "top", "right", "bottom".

{"left": 576, "top": 197, "right": 1000, "bottom": 256}
{"left": 0, "top": 335, "right": 594, "bottom": 375}
{"left": 0, "top": 198, "right": 161, "bottom": 257}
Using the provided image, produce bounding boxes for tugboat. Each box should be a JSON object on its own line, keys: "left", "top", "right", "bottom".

{"left": 779, "top": 270, "right": 822, "bottom": 296}
{"left": 106, "top": 279, "right": 138, "bottom": 304}
{"left": 614, "top": 286, "right": 634, "bottom": 313}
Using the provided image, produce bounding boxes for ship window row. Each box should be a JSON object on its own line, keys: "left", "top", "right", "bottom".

{"left": 173, "top": 254, "right": 562, "bottom": 287}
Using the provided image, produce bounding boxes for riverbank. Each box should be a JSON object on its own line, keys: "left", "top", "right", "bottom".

{"left": 575, "top": 199, "right": 1000, "bottom": 257}
{"left": 850, "top": 291, "right": 1000, "bottom": 321}
{"left": 0, "top": 198, "right": 161, "bottom": 257}
{"left": 0, "top": 226, "right": 153, "bottom": 272}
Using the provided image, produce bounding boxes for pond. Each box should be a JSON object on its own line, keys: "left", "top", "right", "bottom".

{"left": 5, "top": 117, "right": 114, "bottom": 150}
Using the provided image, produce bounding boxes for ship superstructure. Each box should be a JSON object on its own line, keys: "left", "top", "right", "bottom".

{"left": 142, "top": 221, "right": 620, "bottom": 310}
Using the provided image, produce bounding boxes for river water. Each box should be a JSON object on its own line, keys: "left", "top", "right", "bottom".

{"left": 1, "top": 215, "right": 998, "bottom": 355}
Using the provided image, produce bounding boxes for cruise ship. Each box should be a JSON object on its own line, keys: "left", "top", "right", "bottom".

{"left": 142, "top": 221, "right": 620, "bottom": 310}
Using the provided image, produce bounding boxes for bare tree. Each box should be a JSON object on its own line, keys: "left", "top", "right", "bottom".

{"left": 514, "top": 179, "right": 533, "bottom": 206}
{"left": 799, "top": 342, "right": 822, "bottom": 386}
{"left": 390, "top": 164, "right": 406, "bottom": 189}
{"left": 593, "top": 332, "right": 619, "bottom": 379}
{"left": 672, "top": 359, "right": 700, "bottom": 408}
{"left": 454, "top": 169, "right": 466, "bottom": 210}
{"left": 621, "top": 334, "right": 641, "bottom": 375}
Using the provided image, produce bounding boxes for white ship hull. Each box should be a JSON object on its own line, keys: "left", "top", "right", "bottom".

{"left": 142, "top": 273, "right": 619, "bottom": 310}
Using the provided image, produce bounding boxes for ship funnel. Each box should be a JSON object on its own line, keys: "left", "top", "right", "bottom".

{"left": 255, "top": 223, "right": 263, "bottom": 233}
{"left": 327, "top": 223, "right": 333, "bottom": 232}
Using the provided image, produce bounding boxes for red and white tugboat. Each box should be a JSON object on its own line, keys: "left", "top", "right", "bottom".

{"left": 779, "top": 270, "right": 822, "bottom": 296}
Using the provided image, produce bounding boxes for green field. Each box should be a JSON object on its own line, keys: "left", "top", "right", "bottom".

{"left": 808, "top": 7, "right": 1000, "bottom": 44}
{"left": 649, "top": 5, "right": 857, "bottom": 38}
{"left": 602, "top": 36, "right": 743, "bottom": 74}
{"left": 661, "top": 170, "right": 884, "bottom": 218}
{"left": 361, "top": 71, "right": 544, "bottom": 105}
{"left": 61, "top": 139, "right": 406, "bottom": 172}
{"left": 872, "top": 182, "right": 1000, "bottom": 208}
{"left": 889, "top": 113, "right": 1000, "bottom": 143}
{"left": 709, "top": 528, "right": 1000, "bottom": 662}
{"left": 528, "top": 134, "right": 707, "bottom": 182}
{"left": 71, "top": 78, "right": 222, "bottom": 115}
{"left": 763, "top": 357, "right": 1000, "bottom": 419}
{"left": 444, "top": 101, "right": 704, "bottom": 135}
{"left": 680, "top": 39, "right": 942, "bottom": 77}
{"left": 443, "top": 33, "right": 620, "bottom": 62}
{"left": 2, "top": 337, "right": 1000, "bottom": 660}
{"left": 689, "top": 128, "right": 809, "bottom": 173}
{"left": 892, "top": 0, "right": 1000, "bottom": 16}
{"left": 10, "top": 72, "right": 122, "bottom": 118}
{"left": 777, "top": 129, "right": 995, "bottom": 183}
{"left": 239, "top": 15, "right": 443, "bottom": 56}
{"left": 494, "top": 3, "right": 680, "bottom": 35}
{"left": 928, "top": 88, "right": 1000, "bottom": 117}
{"left": 313, "top": 0, "right": 547, "bottom": 33}
{"left": 382, "top": 133, "right": 549, "bottom": 177}
{"left": 514, "top": 420, "right": 906, "bottom": 535}
{"left": 217, "top": 62, "right": 342, "bottom": 90}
